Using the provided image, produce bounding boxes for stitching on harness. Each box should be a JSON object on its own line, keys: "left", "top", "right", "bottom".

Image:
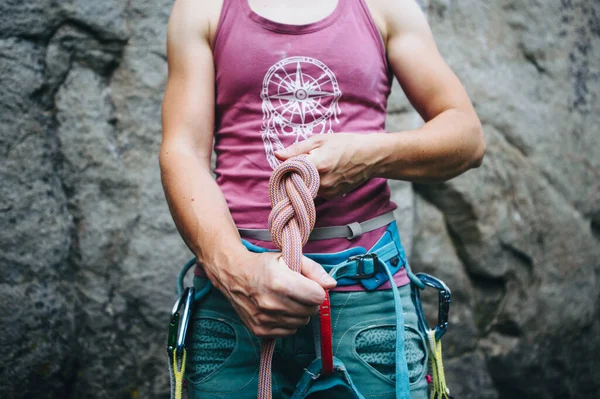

{"left": 363, "top": 392, "right": 396, "bottom": 397}
{"left": 332, "top": 292, "right": 353, "bottom": 337}
{"left": 197, "top": 366, "right": 258, "bottom": 394}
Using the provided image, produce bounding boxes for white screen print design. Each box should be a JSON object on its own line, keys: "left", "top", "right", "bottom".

{"left": 261, "top": 56, "right": 342, "bottom": 169}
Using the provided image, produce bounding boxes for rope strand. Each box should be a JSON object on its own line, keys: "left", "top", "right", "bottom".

{"left": 258, "top": 155, "right": 320, "bottom": 399}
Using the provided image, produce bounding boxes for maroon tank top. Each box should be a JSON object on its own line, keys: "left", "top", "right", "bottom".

{"left": 213, "top": 0, "right": 398, "bottom": 253}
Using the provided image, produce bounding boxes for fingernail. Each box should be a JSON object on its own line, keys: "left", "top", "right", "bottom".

{"left": 323, "top": 274, "right": 337, "bottom": 285}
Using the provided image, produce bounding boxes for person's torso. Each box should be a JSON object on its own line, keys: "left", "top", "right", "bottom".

{"left": 211, "top": 0, "right": 397, "bottom": 252}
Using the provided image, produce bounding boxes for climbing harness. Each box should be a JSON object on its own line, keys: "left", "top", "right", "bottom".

{"left": 166, "top": 156, "right": 455, "bottom": 398}
{"left": 415, "top": 273, "right": 454, "bottom": 399}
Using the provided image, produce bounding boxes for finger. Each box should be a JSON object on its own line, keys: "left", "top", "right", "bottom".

{"left": 319, "top": 186, "right": 345, "bottom": 200}
{"left": 263, "top": 256, "right": 325, "bottom": 307}
{"left": 305, "top": 147, "right": 326, "bottom": 170}
{"left": 253, "top": 327, "right": 298, "bottom": 339}
{"left": 274, "top": 137, "right": 318, "bottom": 160}
{"left": 282, "top": 267, "right": 327, "bottom": 306}
{"left": 320, "top": 180, "right": 360, "bottom": 200}
{"left": 300, "top": 256, "right": 337, "bottom": 289}
{"left": 260, "top": 314, "right": 312, "bottom": 329}
{"left": 259, "top": 294, "right": 321, "bottom": 317}
{"left": 234, "top": 300, "right": 313, "bottom": 336}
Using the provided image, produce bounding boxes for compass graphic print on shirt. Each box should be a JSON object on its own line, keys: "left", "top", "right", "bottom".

{"left": 261, "top": 56, "right": 342, "bottom": 169}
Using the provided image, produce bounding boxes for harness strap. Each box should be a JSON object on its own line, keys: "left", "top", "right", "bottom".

{"left": 238, "top": 210, "right": 396, "bottom": 241}
{"left": 317, "top": 239, "right": 426, "bottom": 291}
{"left": 384, "top": 257, "right": 412, "bottom": 399}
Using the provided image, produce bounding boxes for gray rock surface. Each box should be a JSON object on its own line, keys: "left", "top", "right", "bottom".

{"left": 0, "top": 1, "right": 598, "bottom": 398}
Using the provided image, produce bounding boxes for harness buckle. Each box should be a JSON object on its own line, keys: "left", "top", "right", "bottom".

{"left": 347, "top": 253, "right": 378, "bottom": 280}
{"left": 167, "top": 286, "right": 195, "bottom": 358}
{"left": 415, "top": 273, "right": 451, "bottom": 341}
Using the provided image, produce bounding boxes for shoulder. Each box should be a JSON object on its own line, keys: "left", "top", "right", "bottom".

{"left": 363, "top": 0, "right": 431, "bottom": 45}
{"left": 167, "top": 0, "right": 224, "bottom": 49}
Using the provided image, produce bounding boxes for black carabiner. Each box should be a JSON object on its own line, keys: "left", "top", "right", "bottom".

{"left": 167, "top": 287, "right": 195, "bottom": 358}
{"left": 416, "top": 273, "right": 451, "bottom": 341}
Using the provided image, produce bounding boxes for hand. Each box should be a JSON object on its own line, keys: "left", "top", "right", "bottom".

{"left": 274, "top": 133, "right": 381, "bottom": 199}
{"left": 207, "top": 251, "right": 337, "bottom": 338}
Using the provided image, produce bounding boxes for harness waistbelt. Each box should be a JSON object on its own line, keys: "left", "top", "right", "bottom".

{"left": 237, "top": 210, "right": 396, "bottom": 241}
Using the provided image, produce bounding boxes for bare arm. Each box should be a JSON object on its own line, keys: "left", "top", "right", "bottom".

{"left": 373, "top": 0, "right": 485, "bottom": 181}
{"left": 160, "top": 0, "right": 245, "bottom": 279}
{"left": 275, "top": 0, "right": 485, "bottom": 195}
{"left": 160, "top": 0, "right": 334, "bottom": 338}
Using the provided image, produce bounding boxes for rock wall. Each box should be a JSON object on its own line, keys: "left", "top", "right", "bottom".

{"left": 0, "top": 1, "right": 598, "bottom": 398}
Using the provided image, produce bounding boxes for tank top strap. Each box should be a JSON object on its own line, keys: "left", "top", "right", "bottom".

{"left": 213, "top": 0, "right": 243, "bottom": 57}
{"left": 352, "top": 0, "right": 388, "bottom": 65}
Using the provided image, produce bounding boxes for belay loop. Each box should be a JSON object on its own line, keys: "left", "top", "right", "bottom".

{"left": 259, "top": 155, "right": 320, "bottom": 399}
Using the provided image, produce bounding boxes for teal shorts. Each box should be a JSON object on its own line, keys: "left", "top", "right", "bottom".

{"left": 184, "top": 224, "right": 430, "bottom": 398}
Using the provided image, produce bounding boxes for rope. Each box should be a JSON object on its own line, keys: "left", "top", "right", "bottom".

{"left": 258, "top": 155, "right": 320, "bottom": 399}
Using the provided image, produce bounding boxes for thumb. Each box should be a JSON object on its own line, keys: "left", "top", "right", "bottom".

{"left": 300, "top": 256, "right": 337, "bottom": 289}
{"left": 274, "top": 138, "right": 317, "bottom": 161}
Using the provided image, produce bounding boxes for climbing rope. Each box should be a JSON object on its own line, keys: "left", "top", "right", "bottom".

{"left": 258, "top": 155, "right": 320, "bottom": 399}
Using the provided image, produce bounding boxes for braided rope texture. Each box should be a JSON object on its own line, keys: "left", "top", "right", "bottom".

{"left": 258, "top": 155, "right": 320, "bottom": 399}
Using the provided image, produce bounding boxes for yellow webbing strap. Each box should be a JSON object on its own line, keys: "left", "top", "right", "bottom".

{"left": 427, "top": 329, "right": 451, "bottom": 399}
{"left": 168, "top": 347, "right": 187, "bottom": 399}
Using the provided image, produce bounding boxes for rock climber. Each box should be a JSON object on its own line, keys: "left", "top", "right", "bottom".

{"left": 160, "top": 0, "right": 484, "bottom": 397}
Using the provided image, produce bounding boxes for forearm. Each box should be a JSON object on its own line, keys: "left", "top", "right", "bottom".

{"left": 370, "top": 108, "right": 485, "bottom": 182}
{"left": 159, "top": 143, "right": 247, "bottom": 283}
